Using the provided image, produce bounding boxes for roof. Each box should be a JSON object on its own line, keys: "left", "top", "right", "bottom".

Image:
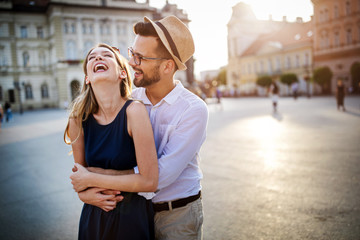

{"left": 241, "top": 21, "right": 313, "bottom": 57}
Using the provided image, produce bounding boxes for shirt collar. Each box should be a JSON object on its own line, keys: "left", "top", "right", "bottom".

{"left": 138, "top": 80, "right": 183, "bottom": 106}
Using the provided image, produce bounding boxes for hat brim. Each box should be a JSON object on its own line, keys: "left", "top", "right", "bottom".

{"left": 144, "top": 16, "right": 187, "bottom": 71}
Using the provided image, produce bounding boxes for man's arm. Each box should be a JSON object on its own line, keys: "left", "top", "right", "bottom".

{"left": 156, "top": 102, "right": 208, "bottom": 190}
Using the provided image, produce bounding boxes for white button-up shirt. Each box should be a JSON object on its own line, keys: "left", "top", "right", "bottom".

{"left": 132, "top": 81, "right": 208, "bottom": 203}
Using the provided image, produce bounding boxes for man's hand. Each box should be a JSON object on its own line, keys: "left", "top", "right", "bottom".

{"left": 70, "top": 163, "right": 91, "bottom": 192}
{"left": 78, "top": 188, "right": 124, "bottom": 212}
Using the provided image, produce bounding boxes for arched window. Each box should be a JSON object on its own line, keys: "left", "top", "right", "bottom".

{"left": 66, "top": 40, "right": 76, "bottom": 60}
{"left": 25, "top": 84, "right": 33, "bottom": 99}
{"left": 41, "top": 83, "right": 49, "bottom": 99}
{"left": 70, "top": 80, "right": 80, "bottom": 100}
{"left": 23, "top": 51, "right": 30, "bottom": 67}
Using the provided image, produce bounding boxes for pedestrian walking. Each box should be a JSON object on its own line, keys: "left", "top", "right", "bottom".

{"left": 291, "top": 81, "right": 299, "bottom": 100}
{"left": 336, "top": 79, "right": 346, "bottom": 111}
{"left": 64, "top": 43, "right": 158, "bottom": 240}
{"left": 4, "top": 101, "right": 12, "bottom": 122}
{"left": 269, "top": 81, "right": 279, "bottom": 113}
{"left": 76, "top": 15, "right": 209, "bottom": 240}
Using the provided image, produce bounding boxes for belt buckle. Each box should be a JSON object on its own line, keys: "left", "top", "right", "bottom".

{"left": 167, "top": 201, "right": 173, "bottom": 211}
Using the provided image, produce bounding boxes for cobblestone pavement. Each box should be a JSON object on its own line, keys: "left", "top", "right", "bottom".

{"left": 0, "top": 96, "right": 359, "bottom": 240}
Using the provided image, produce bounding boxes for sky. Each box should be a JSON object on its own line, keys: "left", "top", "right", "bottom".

{"left": 148, "top": 0, "right": 314, "bottom": 78}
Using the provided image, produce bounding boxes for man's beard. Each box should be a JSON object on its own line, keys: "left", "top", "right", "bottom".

{"left": 133, "top": 64, "right": 161, "bottom": 88}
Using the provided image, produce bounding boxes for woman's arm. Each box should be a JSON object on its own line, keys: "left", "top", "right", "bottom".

{"left": 70, "top": 101, "right": 158, "bottom": 193}
{"left": 68, "top": 118, "right": 122, "bottom": 211}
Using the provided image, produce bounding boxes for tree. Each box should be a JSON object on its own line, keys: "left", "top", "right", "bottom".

{"left": 280, "top": 73, "right": 298, "bottom": 95}
{"left": 256, "top": 75, "right": 272, "bottom": 88}
{"left": 313, "top": 66, "right": 333, "bottom": 94}
{"left": 216, "top": 68, "right": 227, "bottom": 86}
{"left": 350, "top": 62, "right": 360, "bottom": 94}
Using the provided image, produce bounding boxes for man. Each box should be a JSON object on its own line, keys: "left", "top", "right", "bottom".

{"left": 76, "top": 15, "right": 208, "bottom": 239}
{"left": 129, "top": 16, "right": 208, "bottom": 239}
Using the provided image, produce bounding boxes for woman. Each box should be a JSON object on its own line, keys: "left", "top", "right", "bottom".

{"left": 64, "top": 43, "right": 158, "bottom": 240}
{"left": 336, "top": 79, "right": 346, "bottom": 111}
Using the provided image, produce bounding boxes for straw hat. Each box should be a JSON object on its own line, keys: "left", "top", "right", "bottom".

{"left": 144, "top": 15, "right": 195, "bottom": 71}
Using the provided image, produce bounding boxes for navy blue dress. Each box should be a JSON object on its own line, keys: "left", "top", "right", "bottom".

{"left": 79, "top": 100, "right": 154, "bottom": 240}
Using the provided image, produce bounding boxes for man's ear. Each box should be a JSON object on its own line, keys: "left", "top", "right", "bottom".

{"left": 163, "top": 59, "right": 176, "bottom": 74}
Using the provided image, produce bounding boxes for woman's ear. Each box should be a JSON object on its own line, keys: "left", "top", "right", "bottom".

{"left": 119, "top": 70, "right": 127, "bottom": 79}
{"left": 85, "top": 76, "right": 90, "bottom": 85}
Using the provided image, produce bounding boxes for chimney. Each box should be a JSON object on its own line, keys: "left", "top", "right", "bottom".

{"left": 296, "top": 17, "right": 303, "bottom": 23}
{"left": 282, "top": 16, "right": 287, "bottom": 22}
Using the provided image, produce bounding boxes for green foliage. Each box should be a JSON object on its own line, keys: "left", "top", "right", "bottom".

{"left": 256, "top": 75, "right": 272, "bottom": 88}
{"left": 350, "top": 62, "right": 360, "bottom": 93}
{"left": 280, "top": 73, "right": 298, "bottom": 86}
{"left": 216, "top": 68, "right": 227, "bottom": 86}
{"left": 313, "top": 66, "right": 333, "bottom": 94}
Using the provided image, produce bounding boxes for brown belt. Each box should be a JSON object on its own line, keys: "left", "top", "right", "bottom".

{"left": 153, "top": 191, "right": 201, "bottom": 212}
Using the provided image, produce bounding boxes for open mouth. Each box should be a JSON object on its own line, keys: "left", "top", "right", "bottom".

{"left": 93, "top": 63, "right": 108, "bottom": 73}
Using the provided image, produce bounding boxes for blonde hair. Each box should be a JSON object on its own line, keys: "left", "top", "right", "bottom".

{"left": 64, "top": 43, "right": 132, "bottom": 145}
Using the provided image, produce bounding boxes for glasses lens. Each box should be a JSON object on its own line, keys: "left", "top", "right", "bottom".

{"left": 128, "top": 48, "right": 140, "bottom": 65}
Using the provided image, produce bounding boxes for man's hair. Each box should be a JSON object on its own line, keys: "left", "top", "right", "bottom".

{"left": 133, "top": 22, "right": 174, "bottom": 63}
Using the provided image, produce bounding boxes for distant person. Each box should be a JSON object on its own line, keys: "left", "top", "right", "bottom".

{"left": 0, "top": 103, "right": 3, "bottom": 129}
{"left": 291, "top": 81, "right": 299, "bottom": 100}
{"left": 216, "top": 87, "right": 222, "bottom": 103}
{"left": 336, "top": 79, "right": 346, "bottom": 111}
{"left": 269, "top": 81, "right": 279, "bottom": 113}
{"left": 4, "top": 101, "right": 12, "bottom": 122}
{"left": 64, "top": 43, "right": 158, "bottom": 240}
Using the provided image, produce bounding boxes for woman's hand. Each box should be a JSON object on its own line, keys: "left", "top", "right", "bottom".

{"left": 78, "top": 188, "right": 124, "bottom": 212}
{"left": 70, "top": 163, "right": 91, "bottom": 192}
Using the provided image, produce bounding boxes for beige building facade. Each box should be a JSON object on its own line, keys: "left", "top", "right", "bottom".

{"left": 312, "top": 0, "right": 360, "bottom": 93}
{"left": 0, "top": 0, "right": 193, "bottom": 111}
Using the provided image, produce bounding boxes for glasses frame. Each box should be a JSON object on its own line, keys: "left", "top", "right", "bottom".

{"left": 128, "top": 47, "right": 167, "bottom": 66}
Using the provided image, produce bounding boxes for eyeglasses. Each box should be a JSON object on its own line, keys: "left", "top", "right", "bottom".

{"left": 128, "top": 47, "right": 167, "bottom": 66}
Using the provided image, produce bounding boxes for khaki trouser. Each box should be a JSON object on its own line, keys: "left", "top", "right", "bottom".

{"left": 154, "top": 198, "right": 203, "bottom": 240}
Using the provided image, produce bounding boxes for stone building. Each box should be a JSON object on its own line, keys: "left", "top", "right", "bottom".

{"left": 0, "top": 0, "right": 194, "bottom": 111}
{"left": 311, "top": 0, "right": 360, "bottom": 93}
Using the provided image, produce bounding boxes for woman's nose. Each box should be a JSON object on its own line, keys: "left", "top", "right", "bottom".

{"left": 95, "top": 54, "right": 103, "bottom": 60}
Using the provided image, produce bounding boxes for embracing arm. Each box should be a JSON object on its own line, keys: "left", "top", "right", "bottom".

{"left": 71, "top": 101, "right": 158, "bottom": 193}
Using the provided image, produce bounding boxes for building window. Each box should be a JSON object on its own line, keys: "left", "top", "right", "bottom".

{"left": 71, "top": 23, "right": 76, "bottom": 34}
{"left": 253, "top": 62, "right": 257, "bottom": 73}
{"left": 324, "top": 9, "right": 329, "bottom": 21}
{"left": 346, "top": 1, "right": 351, "bottom": 15}
{"left": 295, "top": 55, "right": 300, "bottom": 68}
{"left": 41, "top": 83, "right": 49, "bottom": 99}
{"left": 64, "top": 23, "right": 69, "bottom": 34}
{"left": 89, "top": 24, "right": 94, "bottom": 34}
{"left": 260, "top": 61, "right": 264, "bottom": 73}
{"left": 334, "top": 31, "right": 340, "bottom": 47}
{"left": 37, "top": 26, "right": 44, "bottom": 39}
{"left": 82, "top": 24, "right": 86, "bottom": 34}
{"left": 334, "top": 5, "right": 339, "bottom": 19}
{"left": 276, "top": 57, "right": 281, "bottom": 71}
{"left": 25, "top": 84, "right": 33, "bottom": 99}
{"left": 304, "top": 53, "right": 309, "bottom": 66}
{"left": 319, "top": 10, "right": 323, "bottom": 22}
{"left": 66, "top": 40, "right": 76, "bottom": 60}
{"left": 0, "top": 86, "right": 3, "bottom": 101}
{"left": 267, "top": 59, "right": 272, "bottom": 74}
{"left": 346, "top": 29, "right": 352, "bottom": 44}
{"left": 83, "top": 41, "right": 93, "bottom": 57}
{"left": 39, "top": 52, "right": 46, "bottom": 67}
{"left": 23, "top": 52, "right": 30, "bottom": 67}
{"left": 0, "top": 48, "right": 6, "bottom": 66}
{"left": 285, "top": 56, "right": 291, "bottom": 69}
{"left": 20, "top": 26, "right": 28, "bottom": 38}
